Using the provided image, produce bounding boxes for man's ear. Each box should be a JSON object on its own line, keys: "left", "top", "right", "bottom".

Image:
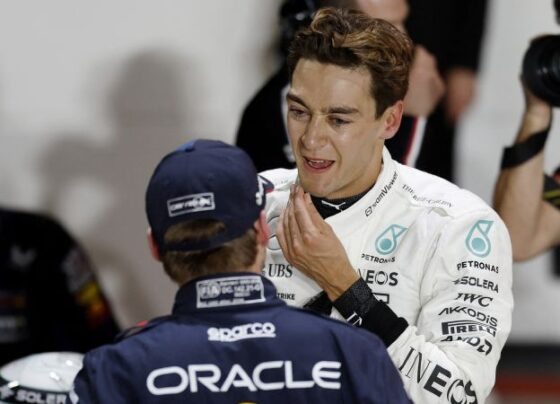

{"left": 147, "top": 228, "right": 162, "bottom": 262}
{"left": 254, "top": 211, "right": 270, "bottom": 247}
{"left": 379, "top": 100, "right": 404, "bottom": 140}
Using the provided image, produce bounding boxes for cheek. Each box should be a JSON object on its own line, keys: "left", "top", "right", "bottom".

{"left": 336, "top": 132, "right": 377, "bottom": 167}
{"left": 287, "top": 120, "right": 303, "bottom": 144}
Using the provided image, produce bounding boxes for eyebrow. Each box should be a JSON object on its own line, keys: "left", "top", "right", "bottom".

{"left": 286, "top": 93, "right": 308, "bottom": 108}
{"left": 328, "top": 106, "right": 360, "bottom": 115}
{"left": 286, "top": 92, "right": 360, "bottom": 115}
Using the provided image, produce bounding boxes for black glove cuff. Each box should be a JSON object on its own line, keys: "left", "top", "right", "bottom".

{"left": 333, "top": 278, "right": 377, "bottom": 324}
{"left": 501, "top": 126, "right": 550, "bottom": 169}
{"left": 544, "top": 173, "right": 560, "bottom": 210}
{"left": 334, "top": 278, "right": 408, "bottom": 346}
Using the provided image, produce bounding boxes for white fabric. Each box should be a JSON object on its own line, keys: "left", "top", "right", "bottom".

{"left": 261, "top": 147, "right": 513, "bottom": 404}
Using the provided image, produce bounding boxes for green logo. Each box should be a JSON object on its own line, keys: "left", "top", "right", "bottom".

{"left": 466, "top": 220, "right": 493, "bottom": 257}
{"left": 375, "top": 224, "right": 407, "bottom": 255}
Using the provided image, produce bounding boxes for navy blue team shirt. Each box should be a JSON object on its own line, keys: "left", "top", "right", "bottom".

{"left": 70, "top": 273, "right": 410, "bottom": 403}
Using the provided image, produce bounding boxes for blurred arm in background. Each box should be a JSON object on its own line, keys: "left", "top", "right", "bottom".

{"left": 494, "top": 85, "right": 560, "bottom": 261}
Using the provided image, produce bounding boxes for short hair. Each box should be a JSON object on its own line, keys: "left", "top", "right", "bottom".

{"left": 161, "top": 219, "right": 257, "bottom": 284}
{"left": 287, "top": 7, "right": 413, "bottom": 117}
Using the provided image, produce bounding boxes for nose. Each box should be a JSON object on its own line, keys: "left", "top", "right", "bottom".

{"left": 301, "top": 116, "right": 328, "bottom": 150}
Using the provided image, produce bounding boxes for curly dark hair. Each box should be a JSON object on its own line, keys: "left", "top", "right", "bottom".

{"left": 287, "top": 7, "right": 413, "bottom": 117}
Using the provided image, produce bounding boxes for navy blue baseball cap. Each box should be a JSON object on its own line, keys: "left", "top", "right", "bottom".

{"left": 146, "top": 139, "right": 266, "bottom": 252}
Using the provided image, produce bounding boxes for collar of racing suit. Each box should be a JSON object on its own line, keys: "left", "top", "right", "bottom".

{"left": 172, "top": 272, "right": 284, "bottom": 314}
{"left": 307, "top": 147, "right": 400, "bottom": 224}
{"left": 311, "top": 186, "right": 372, "bottom": 219}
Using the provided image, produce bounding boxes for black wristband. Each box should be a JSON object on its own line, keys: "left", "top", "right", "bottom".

{"left": 333, "top": 278, "right": 408, "bottom": 346}
{"left": 544, "top": 173, "right": 560, "bottom": 210}
{"left": 501, "top": 126, "right": 550, "bottom": 169}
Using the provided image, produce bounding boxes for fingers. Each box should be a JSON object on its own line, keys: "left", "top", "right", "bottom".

{"left": 278, "top": 185, "right": 320, "bottom": 257}
{"left": 304, "top": 191, "right": 325, "bottom": 228}
{"left": 291, "top": 185, "right": 326, "bottom": 229}
{"left": 277, "top": 185, "right": 330, "bottom": 265}
{"left": 277, "top": 188, "right": 303, "bottom": 261}
{"left": 276, "top": 208, "right": 291, "bottom": 260}
{"left": 291, "top": 186, "right": 315, "bottom": 233}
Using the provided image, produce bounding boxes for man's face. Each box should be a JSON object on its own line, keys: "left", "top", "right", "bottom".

{"left": 287, "top": 59, "right": 389, "bottom": 199}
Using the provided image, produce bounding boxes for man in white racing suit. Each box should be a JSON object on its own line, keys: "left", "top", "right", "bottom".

{"left": 261, "top": 7, "right": 513, "bottom": 404}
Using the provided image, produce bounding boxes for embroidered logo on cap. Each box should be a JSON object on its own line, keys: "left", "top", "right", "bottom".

{"left": 167, "top": 193, "right": 215, "bottom": 217}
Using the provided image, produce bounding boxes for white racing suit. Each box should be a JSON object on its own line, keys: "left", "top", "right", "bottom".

{"left": 261, "top": 147, "right": 513, "bottom": 404}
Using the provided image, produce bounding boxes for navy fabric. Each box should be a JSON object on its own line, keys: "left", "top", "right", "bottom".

{"left": 145, "top": 140, "right": 265, "bottom": 252}
{"left": 71, "top": 274, "right": 410, "bottom": 403}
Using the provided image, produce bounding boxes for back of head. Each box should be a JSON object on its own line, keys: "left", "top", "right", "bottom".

{"left": 287, "top": 7, "right": 413, "bottom": 117}
{"left": 145, "top": 140, "right": 266, "bottom": 284}
{"left": 0, "top": 352, "right": 83, "bottom": 404}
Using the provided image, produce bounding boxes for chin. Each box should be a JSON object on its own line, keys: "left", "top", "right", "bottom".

{"left": 299, "top": 179, "right": 329, "bottom": 198}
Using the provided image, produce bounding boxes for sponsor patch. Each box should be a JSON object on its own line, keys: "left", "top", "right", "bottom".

{"left": 208, "top": 322, "right": 276, "bottom": 342}
{"left": 277, "top": 292, "right": 295, "bottom": 301}
{"left": 456, "top": 260, "right": 499, "bottom": 273}
{"left": 438, "top": 306, "right": 498, "bottom": 327}
{"left": 364, "top": 171, "right": 398, "bottom": 217}
{"left": 167, "top": 193, "right": 215, "bottom": 217}
{"left": 375, "top": 224, "right": 407, "bottom": 255}
{"left": 455, "top": 293, "right": 493, "bottom": 307}
{"left": 402, "top": 184, "right": 453, "bottom": 208}
{"left": 398, "top": 346, "right": 476, "bottom": 401}
{"left": 441, "top": 335, "right": 493, "bottom": 356}
{"left": 358, "top": 269, "right": 399, "bottom": 286}
{"left": 146, "top": 361, "right": 341, "bottom": 395}
{"left": 263, "top": 263, "right": 293, "bottom": 278}
{"left": 453, "top": 276, "right": 499, "bottom": 293}
{"left": 360, "top": 254, "right": 396, "bottom": 263}
{"left": 196, "top": 276, "right": 265, "bottom": 308}
{"left": 0, "top": 377, "right": 68, "bottom": 404}
{"left": 466, "top": 220, "right": 493, "bottom": 257}
{"left": 442, "top": 320, "right": 497, "bottom": 337}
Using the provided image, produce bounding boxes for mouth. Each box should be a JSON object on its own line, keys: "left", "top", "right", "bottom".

{"left": 303, "top": 157, "right": 335, "bottom": 172}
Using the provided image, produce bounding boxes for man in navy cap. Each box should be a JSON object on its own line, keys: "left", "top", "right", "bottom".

{"left": 68, "top": 139, "right": 410, "bottom": 403}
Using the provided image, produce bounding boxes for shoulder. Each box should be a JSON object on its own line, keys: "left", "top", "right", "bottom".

{"left": 115, "top": 316, "right": 172, "bottom": 342}
{"left": 259, "top": 168, "right": 297, "bottom": 190}
{"left": 83, "top": 316, "right": 178, "bottom": 365}
{"left": 396, "top": 163, "right": 498, "bottom": 220}
{"left": 260, "top": 168, "right": 297, "bottom": 215}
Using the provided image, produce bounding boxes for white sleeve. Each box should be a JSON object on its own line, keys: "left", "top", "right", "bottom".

{"left": 387, "top": 210, "right": 513, "bottom": 403}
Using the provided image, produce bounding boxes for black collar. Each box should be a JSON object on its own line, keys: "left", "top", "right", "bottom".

{"left": 311, "top": 186, "right": 373, "bottom": 219}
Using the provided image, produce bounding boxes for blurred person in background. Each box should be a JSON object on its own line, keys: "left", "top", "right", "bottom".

{"left": 494, "top": 67, "right": 560, "bottom": 261}
{"left": 236, "top": 0, "right": 444, "bottom": 172}
{"left": 0, "top": 208, "right": 119, "bottom": 366}
{"left": 406, "top": 0, "right": 489, "bottom": 182}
